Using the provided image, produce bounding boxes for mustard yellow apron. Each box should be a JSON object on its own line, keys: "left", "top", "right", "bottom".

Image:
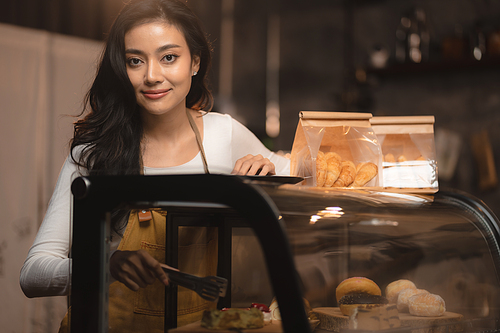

{"left": 59, "top": 210, "right": 218, "bottom": 332}
{"left": 59, "top": 109, "right": 215, "bottom": 331}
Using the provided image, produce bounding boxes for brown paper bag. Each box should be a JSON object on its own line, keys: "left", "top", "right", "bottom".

{"left": 290, "top": 111, "right": 382, "bottom": 188}
{"left": 371, "top": 116, "right": 438, "bottom": 193}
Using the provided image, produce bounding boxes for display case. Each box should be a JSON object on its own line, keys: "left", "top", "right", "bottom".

{"left": 69, "top": 174, "right": 500, "bottom": 333}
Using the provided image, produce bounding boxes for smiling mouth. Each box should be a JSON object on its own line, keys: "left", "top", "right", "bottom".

{"left": 142, "top": 89, "right": 172, "bottom": 100}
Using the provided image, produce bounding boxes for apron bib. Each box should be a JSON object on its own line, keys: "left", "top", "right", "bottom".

{"left": 59, "top": 210, "right": 218, "bottom": 332}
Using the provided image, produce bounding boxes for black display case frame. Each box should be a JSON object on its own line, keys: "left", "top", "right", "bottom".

{"left": 69, "top": 174, "right": 312, "bottom": 333}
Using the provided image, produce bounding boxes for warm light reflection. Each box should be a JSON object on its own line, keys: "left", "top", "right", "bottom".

{"left": 309, "top": 215, "right": 321, "bottom": 224}
{"left": 359, "top": 218, "right": 399, "bottom": 226}
{"left": 309, "top": 207, "right": 344, "bottom": 224}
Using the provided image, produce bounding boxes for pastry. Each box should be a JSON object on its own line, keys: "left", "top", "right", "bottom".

{"left": 201, "top": 307, "right": 264, "bottom": 330}
{"left": 384, "top": 153, "right": 396, "bottom": 163}
{"left": 324, "top": 152, "right": 342, "bottom": 187}
{"left": 338, "top": 294, "right": 388, "bottom": 316}
{"left": 269, "top": 297, "right": 311, "bottom": 322}
{"left": 333, "top": 161, "right": 356, "bottom": 187}
{"left": 269, "top": 297, "right": 281, "bottom": 321}
{"left": 385, "top": 279, "right": 416, "bottom": 304}
{"left": 336, "top": 277, "right": 382, "bottom": 303}
{"left": 397, "top": 155, "right": 407, "bottom": 162}
{"left": 408, "top": 293, "right": 446, "bottom": 317}
{"left": 352, "top": 162, "right": 378, "bottom": 187}
{"left": 316, "top": 151, "right": 327, "bottom": 187}
{"left": 397, "top": 288, "right": 429, "bottom": 312}
{"left": 250, "top": 303, "right": 271, "bottom": 325}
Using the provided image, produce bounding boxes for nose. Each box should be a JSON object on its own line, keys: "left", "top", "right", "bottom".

{"left": 145, "top": 60, "right": 164, "bottom": 85}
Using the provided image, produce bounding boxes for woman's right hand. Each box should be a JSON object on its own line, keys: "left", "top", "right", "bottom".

{"left": 109, "top": 249, "right": 170, "bottom": 291}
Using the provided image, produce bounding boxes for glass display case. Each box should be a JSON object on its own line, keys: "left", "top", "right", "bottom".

{"left": 68, "top": 174, "right": 500, "bottom": 333}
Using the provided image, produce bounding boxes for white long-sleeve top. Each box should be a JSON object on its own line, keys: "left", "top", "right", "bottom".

{"left": 20, "top": 112, "right": 290, "bottom": 297}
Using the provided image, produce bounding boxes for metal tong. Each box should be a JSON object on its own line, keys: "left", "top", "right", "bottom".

{"left": 161, "top": 264, "right": 228, "bottom": 302}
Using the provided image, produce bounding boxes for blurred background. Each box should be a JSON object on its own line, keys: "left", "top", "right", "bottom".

{"left": 0, "top": 0, "right": 499, "bottom": 332}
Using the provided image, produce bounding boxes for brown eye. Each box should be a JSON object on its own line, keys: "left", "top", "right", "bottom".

{"left": 127, "top": 58, "right": 142, "bottom": 66}
{"left": 163, "top": 54, "right": 178, "bottom": 63}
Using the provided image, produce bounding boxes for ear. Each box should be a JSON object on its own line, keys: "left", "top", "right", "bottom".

{"left": 191, "top": 55, "right": 200, "bottom": 75}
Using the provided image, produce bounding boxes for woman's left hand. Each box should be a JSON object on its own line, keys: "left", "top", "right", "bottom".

{"left": 231, "top": 154, "right": 276, "bottom": 176}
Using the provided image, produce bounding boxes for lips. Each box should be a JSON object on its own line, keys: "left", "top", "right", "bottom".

{"left": 142, "top": 89, "right": 171, "bottom": 100}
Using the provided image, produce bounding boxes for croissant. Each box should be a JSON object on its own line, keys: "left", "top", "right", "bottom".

{"left": 333, "top": 160, "right": 356, "bottom": 187}
{"left": 352, "top": 162, "right": 378, "bottom": 187}
{"left": 397, "top": 155, "right": 407, "bottom": 162}
{"left": 324, "top": 152, "right": 342, "bottom": 187}
{"left": 316, "top": 151, "right": 327, "bottom": 187}
{"left": 384, "top": 153, "right": 396, "bottom": 163}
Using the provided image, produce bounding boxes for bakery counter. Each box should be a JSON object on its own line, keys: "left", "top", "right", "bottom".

{"left": 67, "top": 175, "right": 500, "bottom": 333}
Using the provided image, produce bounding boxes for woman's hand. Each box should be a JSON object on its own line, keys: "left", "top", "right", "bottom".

{"left": 110, "top": 249, "right": 170, "bottom": 291}
{"left": 231, "top": 154, "right": 276, "bottom": 176}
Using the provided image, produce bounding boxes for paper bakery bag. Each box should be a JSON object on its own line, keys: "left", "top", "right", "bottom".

{"left": 290, "top": 111, "right": 382, "bottom": 188}
{"left": 370, "top": 115, "right": 438, "bottom": 193}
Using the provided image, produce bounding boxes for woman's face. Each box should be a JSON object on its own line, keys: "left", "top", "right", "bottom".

{"left": 124, "top": 21, "right": 200, "bottom": 117}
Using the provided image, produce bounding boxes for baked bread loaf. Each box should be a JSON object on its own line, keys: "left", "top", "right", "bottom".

{"left": 352, "top": 162, "right": 378, "bottom": 187}
{"left": 324, "top": 152, "right": 342, "bottom": 187}
{"left": 336, "top": 277, "right": 382, "bottom": 303}
{"left": 408, "top": 293, "right": 445, "bottom": 317}
{"left": 333, "top": 160, "right": 356, "bottom": 187}
{"left": 338, "top": 294, "right": 389, "bottom": 316}
{"left": 201, "top": 307, "right": 264, "bottom": 330}
{"left": 397, "top": 288, "right": 429, "bottom": 312}
{"left": 385, "top": 279, "right": 416, "bottom": 304}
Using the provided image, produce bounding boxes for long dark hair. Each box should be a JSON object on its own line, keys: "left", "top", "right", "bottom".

{"left": 70, "top": 0, "right": 213, "bottom": 176}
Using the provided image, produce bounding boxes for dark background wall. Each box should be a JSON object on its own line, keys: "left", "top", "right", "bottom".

{"left": 1, "top": 0, "right": 499, "bottom": 215}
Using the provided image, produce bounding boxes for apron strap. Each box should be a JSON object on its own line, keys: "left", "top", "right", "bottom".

{"left": 186, "top": 109, "right": 210, "bottom": 174}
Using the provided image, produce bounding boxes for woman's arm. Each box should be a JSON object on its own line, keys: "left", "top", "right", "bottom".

{"left": 229, "top": 117, "right": 290, "bottom": 176}
{"left": 19, "top": 155, "right": 79, "bottom": 297}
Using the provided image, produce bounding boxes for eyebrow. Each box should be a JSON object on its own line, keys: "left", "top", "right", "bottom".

{"left": 125, "top": 43, "right": 182, "bottom": 55}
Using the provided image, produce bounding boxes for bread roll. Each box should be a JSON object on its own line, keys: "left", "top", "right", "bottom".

{"left": 333, "top": 160, "right": 356, "bottom": 187}
{"left": 408, "top": 293, "right": 445, "bottom": 317}
{"left": 385, "top": 279, "right": 416, "bottom": 304}
{"left": 316, "top": 151, "right": 327, "bottom": 187}
{"left": 338, "top": 294, "right": 388, "bottom": 316}
{"left": 397, "top": 288, "right": 429, "bottom": 312}
{"left": 352, "top": 162, "right": 378, "bottom": 187}
{"left": 324, "top": 152, "right": 342, "bottom": 187}
{"left": 336, "top": 277, "right": 381, "bottom": 303}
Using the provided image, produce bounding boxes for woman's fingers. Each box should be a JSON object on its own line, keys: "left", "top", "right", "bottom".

{"left": 232, "top": 154, "right": 276, "bottom": 176}
{"left": 110, "top": 249, "right": 169, "bottom": 291}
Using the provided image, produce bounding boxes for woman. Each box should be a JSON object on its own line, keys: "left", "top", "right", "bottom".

{"left": 20, "top": 0, "right": 290, "bottom": 331}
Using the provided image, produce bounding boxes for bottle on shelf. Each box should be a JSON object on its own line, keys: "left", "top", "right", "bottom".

{"left": 407, "top": 7, "right": 430, "bottom": 63}
{"left": 395, "top": 14, "right": 411, "bottom": 63}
